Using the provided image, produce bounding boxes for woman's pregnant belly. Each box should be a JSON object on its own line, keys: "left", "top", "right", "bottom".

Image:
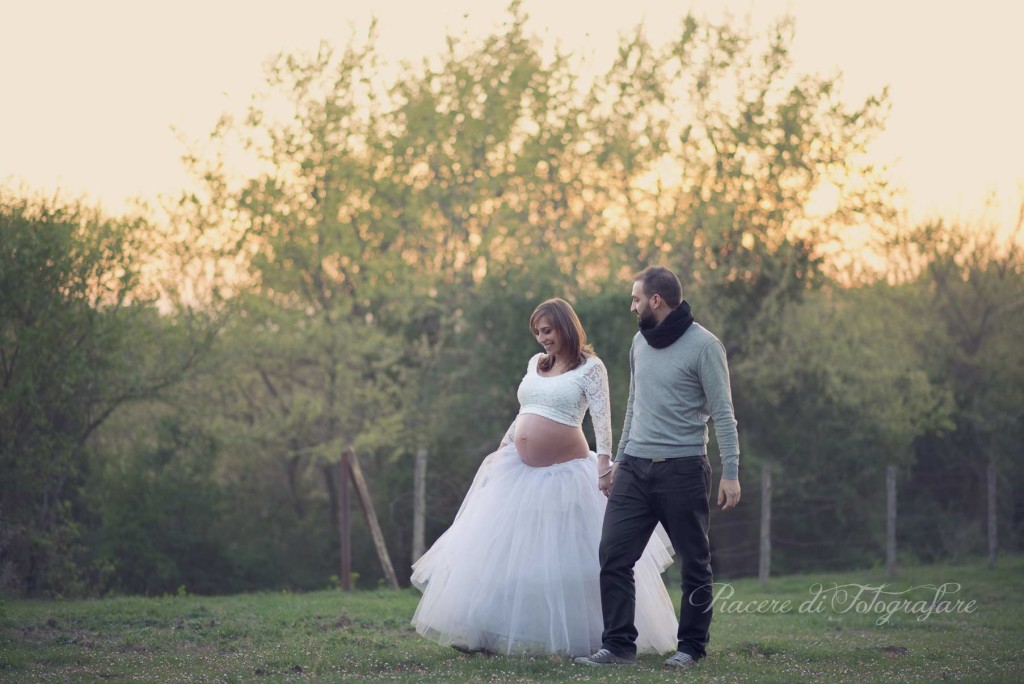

{"left": 513, "top": 413, "right": 591, "bottom": 467}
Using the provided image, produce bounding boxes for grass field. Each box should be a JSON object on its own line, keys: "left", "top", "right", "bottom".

{"left": 2, "top": 555, "right": 1022, "bottom": 682}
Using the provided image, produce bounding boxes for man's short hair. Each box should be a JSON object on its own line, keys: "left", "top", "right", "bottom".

{"left": 633, "top": 266, "right": 682, "bottom": 309}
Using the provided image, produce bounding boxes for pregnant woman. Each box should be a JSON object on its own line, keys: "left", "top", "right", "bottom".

{"left": 410, "top": 298, "right": 677, "bottom": 657}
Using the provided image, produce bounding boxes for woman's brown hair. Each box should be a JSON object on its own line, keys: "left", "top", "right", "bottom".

{"left": 529, "top": 298, "right": 595, "bottom": 373}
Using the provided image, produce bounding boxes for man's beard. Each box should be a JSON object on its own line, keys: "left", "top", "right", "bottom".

{"left": 637, "top": 309, "right": 659, "bottom": 330}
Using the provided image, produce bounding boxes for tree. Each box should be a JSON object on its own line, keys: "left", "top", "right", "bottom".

{"left": 616, "top": 15, "right": 892, "bottom": 351}
{"left": 882, "top": 215, "right": 1024, "bottom": 559}
{"left": 0, "top": 193, "right": 211, "bottom": 594}
{"left": 731, "top": 285, "right": 953, "bottom": 571}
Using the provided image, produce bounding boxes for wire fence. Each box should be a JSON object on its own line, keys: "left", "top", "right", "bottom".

{"left": 705, "top": 462, "right": 1013, "bottom": 582}
{"left": 378, "top": 454, "right": 1017, "bottom": 587}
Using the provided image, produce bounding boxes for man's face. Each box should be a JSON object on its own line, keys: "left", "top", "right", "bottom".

{"left": 630, "top": 280, "right": 659, "bottom": 330}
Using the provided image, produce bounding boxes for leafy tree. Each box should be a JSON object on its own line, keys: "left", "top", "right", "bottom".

{"left": 490, "top": 13, "right": 894, "bottom": 356}
{"left": 0, "top": 194, "right": 211, "bottom": 595}
{"left": 882, "top": 217, "right": 1024, "bottom": 559}
{"left": 732, "top": 285, "right": 953, "bottom": 571}
{"left": 91, "top": 415, "right": 229, "bottom": 595}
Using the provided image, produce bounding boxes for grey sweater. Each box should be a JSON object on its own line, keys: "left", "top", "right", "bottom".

{"left": 615, "top": 323, "right": 740, "bottom": 479}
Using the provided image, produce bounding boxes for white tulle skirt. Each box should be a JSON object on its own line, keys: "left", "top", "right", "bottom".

{"left": 410, "top": 443, "right": 679, "bottom": 656}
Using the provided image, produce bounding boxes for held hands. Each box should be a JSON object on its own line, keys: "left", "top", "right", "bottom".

{"left": 718, "top": 478, "right": 741, "bottom": 510}
{"left": 597, "top": 455, "right": 615, "bottom": 497}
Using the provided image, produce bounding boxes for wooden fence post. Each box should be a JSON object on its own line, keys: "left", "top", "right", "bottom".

{"left": 886, "top": 465, "right": 897, "bottom": 578}
{"left": 348, "top": 450, "right": 401, "bottom": 589}
{"left": 413, "top": 448, "right": 428, "bottom": 563}
{"left": 338, "top": 450, "right": 352, "bottom": 591}
{"left": 988, "top": 461, "right": 998, "bottom": 568}
{"left": 759, "top": 463, "right": 771, "bottom": 586}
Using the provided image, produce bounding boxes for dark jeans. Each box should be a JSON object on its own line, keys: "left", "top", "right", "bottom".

{"left": 599, "top": 454, "right": 713, "bottom": 660}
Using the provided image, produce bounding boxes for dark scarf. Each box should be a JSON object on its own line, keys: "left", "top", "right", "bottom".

{"left": 640, "top": 300, "right": 694, "bottom": 349}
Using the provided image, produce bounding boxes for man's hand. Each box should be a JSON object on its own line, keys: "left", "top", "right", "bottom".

{"left": 717, "top": 478, "right": 741, "bottom": 510}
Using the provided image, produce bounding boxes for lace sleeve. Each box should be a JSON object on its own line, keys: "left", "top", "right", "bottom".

{"left": 582, "top": 358, "right": 612, "bottom": 457}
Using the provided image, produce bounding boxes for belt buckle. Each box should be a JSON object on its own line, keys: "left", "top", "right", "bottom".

{"left": 652, "top": 458, "right": 667, "bottom": 463}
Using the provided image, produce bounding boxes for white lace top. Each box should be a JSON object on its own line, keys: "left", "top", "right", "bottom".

{"left": 501, "top": 353, "right": 613, "bottom": 456}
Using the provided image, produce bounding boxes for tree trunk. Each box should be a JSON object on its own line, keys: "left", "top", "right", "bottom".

{"left": 322, "top": 463, "right": 339, "bottom": 536}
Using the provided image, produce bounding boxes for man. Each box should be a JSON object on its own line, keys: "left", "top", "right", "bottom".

{"left": 575, "top": 266, "right": 741, "bottom": 669}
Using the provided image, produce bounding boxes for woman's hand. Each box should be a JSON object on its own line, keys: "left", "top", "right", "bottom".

{"left": 597, "top": 454, "right": 613, "bottom": 497}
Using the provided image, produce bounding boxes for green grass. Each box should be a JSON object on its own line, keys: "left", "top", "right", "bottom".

{"left": 2, "top": 555, "right": 1023, "bottom": 682}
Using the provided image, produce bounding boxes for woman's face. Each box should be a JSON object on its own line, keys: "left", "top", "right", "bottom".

{"left": 532, "top": 315, "right": 561, "bottom": 356}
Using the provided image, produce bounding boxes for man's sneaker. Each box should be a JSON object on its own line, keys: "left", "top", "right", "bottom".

{"left": 573, "top": 648, "right": 636, "bottom": 666}
{"left": 664, "top": 651, "right": 697, "bottom": 668}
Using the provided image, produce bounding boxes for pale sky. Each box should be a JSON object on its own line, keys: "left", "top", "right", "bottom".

{"left": 2, "top": 0, "right": 1022, "bottom": 232}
